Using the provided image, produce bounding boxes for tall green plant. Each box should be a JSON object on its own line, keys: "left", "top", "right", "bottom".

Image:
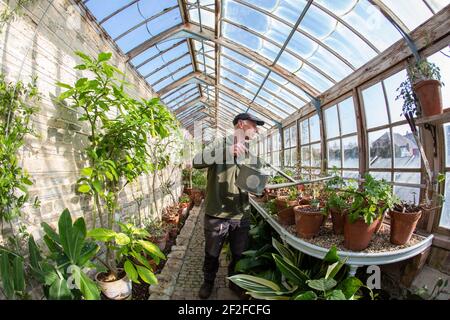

{"left": 56, "top": 51, "right": 176, "bottom": 279}
{"left": 0, "top": 74, "right": 39, "bottom": 238}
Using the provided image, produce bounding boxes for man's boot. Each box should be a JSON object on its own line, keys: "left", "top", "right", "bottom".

{"left": 198, "top": 280, "right": 214, "bottom": 299}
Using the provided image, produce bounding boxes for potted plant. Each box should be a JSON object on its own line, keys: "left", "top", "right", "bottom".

{"left": 87, "top": 223, "right": 165, "bottom": 300}
{"left": 163, "top": 204, "right": 181, "bottom": 226}
{"left": 275, "top": 187, "right": 298, "bottom": 226}
{"left": 388, "top": 202, "right": 423, "bottom": 245}
{"left": 182, "top": 167, "right": 193, "bottom": 196}
{"left": 397, "top": 58, "right": 443, "bottom": 118}
{"left": 343, "top": 174, "right": 400, "bottom": 251}
{"left": 294, "top": 195, "right": 326, "bottom": 239}
{"left": 178, "top": 193, "right": 191, "bottom": 217}
{"left": 145, "top": 218, "right": 171, "bottom": 251}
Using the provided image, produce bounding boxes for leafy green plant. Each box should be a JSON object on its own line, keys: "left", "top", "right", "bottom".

{"left": 28, "top": 209, "right": 101, "bottom": 300}
{"left": 56, "top": 51, "right": 176, "bottom": 276}
{"left": 266, "top": 199, "right": 277, "bottom": 215}
{"left": 87, "top": 222, "right": 166, "bottom": 284}
{"left": 179, "top": 194, "right": 190, "bottom": 204}
{"left": 0, "top": 246, "right": 27, "bottom": 299}
{"left": 347, "top": 174, "right": 400, "bottom": 225}
{"left": 229, "top": 239, "right": 371, "bottom": 300}
{"left": 0, "top": 74, "right": 40, "bottom": 234}
{"left": 287, "top": 187, "right": 298, "bottom": 201}
{"left": 192, "top": 169, "right": 207, "bottom": 190}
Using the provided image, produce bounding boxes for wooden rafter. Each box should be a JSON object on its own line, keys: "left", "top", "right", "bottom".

{"left": 215, "top": 0, "right": 222, "bottom": 131}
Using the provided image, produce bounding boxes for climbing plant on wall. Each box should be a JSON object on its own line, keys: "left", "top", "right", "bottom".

{"left": 0, "top": 74, "right": 39, "bottom": 243}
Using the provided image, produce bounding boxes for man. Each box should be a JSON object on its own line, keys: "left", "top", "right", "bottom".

{"left": 192, "top": 113, "right": 264, "bottom": 299}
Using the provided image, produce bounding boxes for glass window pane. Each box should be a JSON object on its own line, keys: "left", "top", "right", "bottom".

{"left": 324, "top": 105, "right": 340, "bottom": 139}
{"left": 343, "top": 135, "right": 359, "bottom": 169}
{"left": 310, "top": 115, "right": 321, "bottom": 142}
{"left": 440, "top": 172, "right": 450, "bottom": 229}
{"left": 394, "top": 186, "right": 420, "bottom": 205}
{"left": 384, "top": 69, "right": 407, "bottom": 124}
{"left": 393, "top": 125, "right": 420, "bottom": 168}
{"left": 428, "top": 50, "right": 450, "bottom": 109}
{"left": 301, "top": 146, "right": 310, "bottom": 167}
{"left": 291, "top": 149, "right": 297, "bottom": 167}
{"left": 300, "top": 119, "right": 309, "bottom": 145}
{"left": 311, "top": 143, "right": 322, "bottom": 168}
{"left": 339, "top": 97, "right": 357, "bottom": 135}
{"left": 273, "top": 151, "right": 280, "bottom": 167}
{"left": 369, "top": 129, "right": 392, "bottom": 168}
{"left": 362, "top": 82, "right": 389, "bottom": 129}
{"left": 369, "top": 171, "right": 392, "bottom": 182}
{"left": 327, "top": 139, "right": 341, "bottom": 169}
{"left": 290, "top": 125, "right": 297, "bottom": 147}
{"left": 394, "top": 172, "right": 421, "bottom": 184}
{"left": 283, "top": 127, "right": 291, "bottom": 148}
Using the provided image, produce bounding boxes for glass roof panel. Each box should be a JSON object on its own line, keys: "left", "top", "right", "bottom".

{"left": 145, "top": 56, "right": 192, "bottom": 83}
{"left": 222, "top": 48, "right": 269, "bottom": 74}
{"left": 137, "top": 43, "right": 189, "bottom": 77}
{"left": 254, "top": 97, "right": 289, "bottom": 118}
{"left": 151, "top": 65, "right": 193, "bottom": 91}
{"left": 294, "top": 63, "right": 334, "bottom": 92}
{"left": 425, "top": 0, "right": 450, "bottom": 12}
{"left": 162, "top": 83, "right": 197, "bottom": 100}
{"left": 189, "top": 8, "right": 215, "bottom": 29}
{"left": 220, "top": 78, "right": 255, "bottom": 100}
{"left": 222, "top": 22, "right": 279, "bottom": 62}
{"left": 268, "top": 72, "right": 310, "bottom": 101}
{"left": 258, "top": 89, "right": 298, "bottom": 113}
{"left": 380, "top": 0, "right": 433, "bottom": 31}
{"left": 114, "top": 9, "right": 182, "bottom": 53}
{"left": 131, "top": 39, "right": 185, "bottom": 67}
{"left": 221, "top": 70, "right": 260, "bottom": 94}
{"left": 264, "top": 78, "right": 307, "bottom": 108}
{"left": 306, "top": 45, "right": 353, "bottom": 81}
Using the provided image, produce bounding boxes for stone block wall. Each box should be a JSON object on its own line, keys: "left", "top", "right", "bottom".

{"left": 0, "top": 0, "right": 183, "bottom": 243}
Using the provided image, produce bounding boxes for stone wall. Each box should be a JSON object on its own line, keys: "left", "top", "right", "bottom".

{"left": 0, "top": 0, "right": 183, "bottom": 242}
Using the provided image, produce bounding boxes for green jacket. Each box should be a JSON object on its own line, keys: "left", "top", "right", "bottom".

{"left": 192, "top": 136, "right": 261, "bottom": 220}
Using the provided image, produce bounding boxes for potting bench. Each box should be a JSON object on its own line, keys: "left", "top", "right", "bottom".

{"left": 249, "top": 197, "right": 434, "bottom": 276}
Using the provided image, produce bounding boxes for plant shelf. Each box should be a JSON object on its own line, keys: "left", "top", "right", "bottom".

{"left": 250, "top": 196, "right": 434, "bottom": 276}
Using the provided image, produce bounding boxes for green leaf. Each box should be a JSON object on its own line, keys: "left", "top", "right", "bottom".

{"left": 307, "top": 278, "right": 337, "bottom": 292}
{"left": 327, "top": 289, "right": 347, "bottom": 300}
{"left": 137, "top": 240, "right": 165, "bottom": 260}
{"left": 81, "top": 167, "right": 93, "bottom": 177}
{"left": 323, "top": 246, "right": 340, "bottom": 264}
{"left": 0, "top": 253, "right": 14, "bottom": 299}
{"left": 58, "top": 89, "right": 74, "bottom": 101}
{"left": 48, "top": 278, "right": 73, "bottom": 300}
{"left": 337, "top": 277, "right": 363, "bottom": 299}
{"left": 228, "top": 274, "right": 281, "bottom": 292}
{"left": 325, "top": 259, "right": 347, "bottom": 280}
{"left": 92, "top": 180, "right": 102, "bottom": 193}
{"left": 98, "top": 52, "right": 112, "bottom": 62}
{"left": 78, "top": 242, "right": 100, "bottom": 266}
{"left": 28, "top": 236, "right": 43, "bottom": 270}
{"left": 75, "top": 51, "right": 92, "bottom": 62}
{"left": 58, "top": 209, "right": 85, "bottom": 263}
{"left": 41, "top": 222, "right": 61, "bottom": 244}
{"left": 75, "top": 78, "right": 88, "bottom": 88}
{"left": 246, "top": 292, "right": 290, "bottom": 300}
{"left": 124, "top": 260, "right": 139, "bottom": 283}
{"left": 130, "top": 251, "right": 153, "bottom": 271}
{"left": 12, "top": 256, "right": 25, "bottom": 293}
{"left": 114, "top": 233, "right": 130, "bottom": 245}
{"left": 78, "top": 184, "right": 91, "bottom": 193}
{"left": 272, "top": 254, "right": 309, "bottom": 285}
{"left": 294, "top": 291, "right": 318, "bottom": 300}
{"left": 69, "top": 265, "right": 100, "bottom": 300}
{"left": 104, "top": 171, "right": 114, "bottom": 181}
{"left": 56, "top": 82, "right": 72, "bottom": 89}
{"left": 272, "top": 238, "right": 295, "bottom": 263}
{"left": 87, "top": 228, "right": 116, "bottom": 242}
{"left": 22, "top": 177, "right": 33, "bottom": 185}
{"left": 136, "top": 265, "right": 157, "bottom": 285}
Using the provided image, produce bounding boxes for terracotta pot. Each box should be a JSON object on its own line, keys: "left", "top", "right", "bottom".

{"left": 389, "top": 209, "right": 422, "bottom": 245}
{"left": 343, "top": 216, "right": 379, "bottom": 251}
{"left": 264, "top": 190, "right": 278, "bottom": 202}
{"left": 275, "top": 196, "right": 298, "bottom": 213}
{"left": 277, "top": 207, "right": 295, "bottom": 226}
{"left": 184, "top": 187, "right": 193, "bottom": 196}
{"left": 413, "top": 79, "right": 443, "bottom": 117}
{"left": 95, "top": 269, "right": 132, "bottom": 300}
{"left": 330, "top": 208, "right": 345, "bottom": 235}
{"left": 374, "top": 211, "right": 386, "bottom": 234}
{"left": 192, "top": 189, "right": 204, "bottom": 206}
{"left": 294, "top": 205, "right": 324, "bottom": 239}
{"left": 298, "top": 197, "right": 311, "bottom": 205}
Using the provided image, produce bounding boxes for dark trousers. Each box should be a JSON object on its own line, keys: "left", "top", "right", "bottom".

{"left": 203, "top": 214, "right": 250, "bottom": 283}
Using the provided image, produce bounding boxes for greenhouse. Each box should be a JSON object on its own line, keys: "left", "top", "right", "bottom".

{"left": 0, "top": 0, "right": 449, "bottom": 305}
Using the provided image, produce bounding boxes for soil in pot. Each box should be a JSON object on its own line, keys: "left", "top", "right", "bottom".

{"left": 389, "top": 203, "right": 422, "bottom": 245}
{"left": 294, "top": 205, "right": 325, "bottom": 239}
{"left": 96, "top": 269, "right": 132, "bottom": 300}
{"left": 413, "top": 79, "right": 443, "bottom": 117}
{"left": 277, "top": 207, "right": 295, "bottom": 225}
{"left": 343, "top": 215, "right": 379, "bottom": 251}
{"left": 330, "top": 208, "right": 345, "bottom": 235}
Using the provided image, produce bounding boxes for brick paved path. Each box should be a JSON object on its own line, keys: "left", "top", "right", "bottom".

{"left": 148, "top": 203, "right": 241, "bottom": 300}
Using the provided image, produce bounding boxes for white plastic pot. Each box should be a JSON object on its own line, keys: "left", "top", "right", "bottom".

{"left": 95, "top": 269, "right": 132, "bottom": 300}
